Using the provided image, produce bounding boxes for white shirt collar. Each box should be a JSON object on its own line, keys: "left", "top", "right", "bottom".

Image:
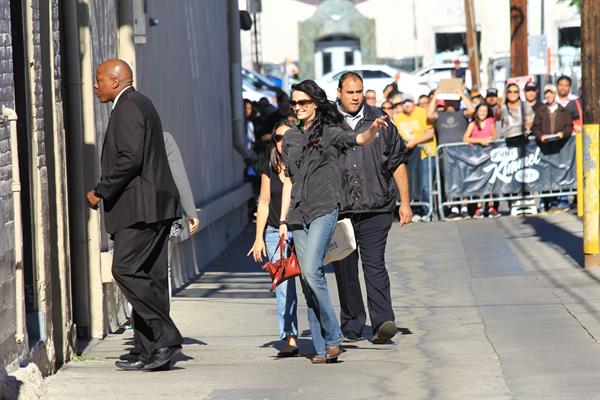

{"left": 556, "top": 93, "right": 577, "bottom": 107}
{"left": 337, "top": 103, "right": 364, "bottom": 130}
{"left": 112, "top": 86, "right": 133, "bottom": 110}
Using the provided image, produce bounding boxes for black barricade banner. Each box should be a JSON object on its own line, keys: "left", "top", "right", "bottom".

{"left": 441, "top": 137, "right": 576, "bottom": 197}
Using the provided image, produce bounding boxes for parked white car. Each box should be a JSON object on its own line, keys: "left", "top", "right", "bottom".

{"left": 316, "top": 64, "right": 429, "bottom": 102}
{"left": 414, "top": 62, "right": 474, "bottom": 91}
{"left": 242, "top": 83, "right": 277, "bottom": 105}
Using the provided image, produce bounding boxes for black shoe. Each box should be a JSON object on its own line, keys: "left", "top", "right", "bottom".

{"left": 372, "top": 321, "right": 397, "bottom": 344}
{"left": 142, "top": 345, "right": 182, "bottom": 371}
{"left": 446, "top": 211, "right": 462, "bottom": 221}
{"left": 276, "top": 347, "right": 299, "bottom": 358}
{"left": 119, "top": 348, "right": 141, "bottom": 362}
{"left": 343, "top": 333, "right": 365, "bottom": 343}
{"left": 115, "top": 359, "right": 146, "bottom": 371}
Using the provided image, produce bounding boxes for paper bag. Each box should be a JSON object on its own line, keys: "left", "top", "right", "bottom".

{"left": 323, "top": 218, "right": 356, "bottom": 265}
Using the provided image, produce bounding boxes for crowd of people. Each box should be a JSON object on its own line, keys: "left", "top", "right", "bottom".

{"left": 245, "top": 73, "right": 581, "bottom": 223}
{"left": 243, "top": 68, "right": 580, "bottom": 364}
{"left": 390, "top": 76, "right": 579, "bottom": 220}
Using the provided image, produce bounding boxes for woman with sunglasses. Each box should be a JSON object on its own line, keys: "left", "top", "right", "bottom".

{"left": 496, "top": 82, "right": 534, "bottom": 138}
{"left": 279, "top": 80, "right": 387, "bottom": 364}
{"left": 247, "top": 120, "right": 299, "bottom": 358}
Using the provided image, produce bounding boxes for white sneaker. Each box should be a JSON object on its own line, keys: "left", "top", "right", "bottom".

{"left": 412, "top": 215, "right": 422, "bottom": 223}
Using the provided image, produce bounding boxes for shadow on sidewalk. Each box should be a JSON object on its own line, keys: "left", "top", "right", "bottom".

{"left": 522, "top": 216, "right": 585, "bottom": 269}
{"left": 175, "top": 225, "right": 277, "bottom": 298}
{"left": 175, "top": 224, "right": 337, "bottom": 300}
{"left": 510, "top": 216, "right": 600, "bottom": 327}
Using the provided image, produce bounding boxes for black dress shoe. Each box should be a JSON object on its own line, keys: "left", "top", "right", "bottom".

{"left": 119, "top": 349, "right": 141, "bottom": 361}
{"left": 142, "top": 345, "right": 181, "bottom": 371}
{"left": 276, "top": 347, "right": 299, "bottom": 358}
{"left": 115, "top": 359, "right": 146, "bottom": 371}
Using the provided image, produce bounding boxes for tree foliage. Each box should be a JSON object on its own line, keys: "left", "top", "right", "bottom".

{"left": 559, "top": 0, "right": 580, "bottom": 8}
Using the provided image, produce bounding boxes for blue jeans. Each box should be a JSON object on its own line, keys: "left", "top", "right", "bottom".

{"left": 292, "top": 208, "right": 343, "bottom": 356}
{"left": 265, "top": 226, "right": 298, "bottom": 340}
{"left": 421, "top": 157, "right": 435, "bottom": 205}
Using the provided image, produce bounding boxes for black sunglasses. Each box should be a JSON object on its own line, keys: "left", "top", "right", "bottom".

{"left": 289, "top": 99, "right": 313, "bottom": 108}
{"left": 273, "top": 134, "right": 285, "bottom": 143}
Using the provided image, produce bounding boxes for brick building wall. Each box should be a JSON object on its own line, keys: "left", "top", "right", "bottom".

{"left": 0, "top": 0, "right": 71, "bottom": 378}
{"left": 0, "top": 0, "right": 18, "bottom": 373}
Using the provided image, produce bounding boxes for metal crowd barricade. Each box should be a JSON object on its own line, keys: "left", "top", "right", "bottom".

{"left": 435, "top": 135, "right": 577, "bottom": 221}
{"left": 397, "top": 144, "right": 434, "bottom": 220}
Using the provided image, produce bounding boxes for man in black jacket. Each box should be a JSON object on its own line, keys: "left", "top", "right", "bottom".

{"left": 87, "top": 59, "right": 183, "bottom": 371}
{"left": 333, "top": 72, "right": 412, "bottom": 344}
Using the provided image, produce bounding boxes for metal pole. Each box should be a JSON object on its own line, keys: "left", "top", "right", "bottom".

{"left": 228, "top": 0, "right": 257, "bottom": 162}
{"left": 581, "top": 0, "right": 600, "bottom": 268}
{"left": 2, "top": 107, "right": 25, "bottom": 344}
{"left": 252, "top": 13, "right": 259, "bottom": 72}
{"left": 540, "top": 0, "right": 544, "bottom": 35}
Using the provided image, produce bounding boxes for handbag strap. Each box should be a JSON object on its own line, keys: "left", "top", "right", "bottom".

{"left": 268, "top": 235, "right": 286, "bottom": 263}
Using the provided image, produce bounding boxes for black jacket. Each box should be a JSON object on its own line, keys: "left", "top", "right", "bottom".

{"left": 338, "top": 104, "right": 408, "bottom": 214}
{"left": 95, "top": 87, "right": 181, "bottom": 234}
{"left": 283, "top": 123, "right": 358, "bottom": 226}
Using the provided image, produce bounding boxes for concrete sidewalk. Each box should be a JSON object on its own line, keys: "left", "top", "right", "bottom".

{"left": 45, "top": 213, "right": 600, "bottom": 400}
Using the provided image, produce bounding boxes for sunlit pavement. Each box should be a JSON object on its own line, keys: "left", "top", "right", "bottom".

{"left": 46, "top": 213, "right": 600, "bottom": 400}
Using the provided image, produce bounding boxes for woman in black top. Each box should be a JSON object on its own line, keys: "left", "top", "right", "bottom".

{"left": 279, "top": 80, "right": 386, "bottom": 363}
{"left": 247, "top": 120, "right": 299, "bottom": 358}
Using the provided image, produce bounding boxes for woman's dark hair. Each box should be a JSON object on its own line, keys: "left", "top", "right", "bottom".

{"left": 474, "top": 103, "right": 489, "bottom": 130}
{"left": 270, "top": 119, "right": 295, "bottom": 174}
{"left": 291, "top": 79, "right": 344, "bottom": 153}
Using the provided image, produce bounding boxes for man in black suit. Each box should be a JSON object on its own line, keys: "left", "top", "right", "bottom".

{"left": 87, "top": 59, "right": 183, "bottom": 371}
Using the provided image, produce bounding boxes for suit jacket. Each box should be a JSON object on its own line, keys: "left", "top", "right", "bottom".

{"left": 531, "top": 103, "right": 573, "bottom": 154}
{"left": 531, "top": 104, "right": 573, "bottom": 140}
{"left": 95, "top": 87, "right": 181, "bottom": 234}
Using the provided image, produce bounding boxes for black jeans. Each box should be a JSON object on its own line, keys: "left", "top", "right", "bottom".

{"left": 332, "top": 212, "right": 394, "bottom": 337}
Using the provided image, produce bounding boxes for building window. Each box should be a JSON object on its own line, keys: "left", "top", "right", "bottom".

{"left": 558, "top": 26, "right": 580, "bottom": 48}
{"left": 435, "top": 31, "right": 481, "bottom": 58}
{"left": 344, "top": 51, "right": 354, "bottom": 66}
{"left": 323, "top": 52, "right": 332, "bottom": 75}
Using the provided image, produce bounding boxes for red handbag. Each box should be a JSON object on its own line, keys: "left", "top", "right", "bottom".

{"left": 262, "top": 236, "right": 301, "bottom": 292}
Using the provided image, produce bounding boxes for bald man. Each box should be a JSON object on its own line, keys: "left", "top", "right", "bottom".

{"left": 87, "top": 59, "right": 183, "bottom": 371}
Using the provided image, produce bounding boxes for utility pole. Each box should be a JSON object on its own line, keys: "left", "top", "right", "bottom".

{"left": 464, "top": 0, "right": 480, "bottom": 91}
{"left": 248, "top": 0, "right": 262, "bottom": 72}
{"left": 510, "top": 0, "right": 528, "bottom": 76}
{"left": 581, "top": 0, "right": 600, "bottom": 268}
